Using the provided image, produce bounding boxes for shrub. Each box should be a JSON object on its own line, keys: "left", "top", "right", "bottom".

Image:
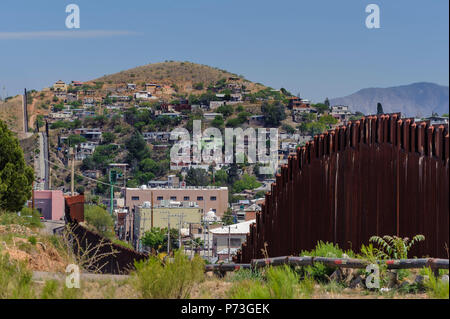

{"left": 84, "top": 205, "right": 114, "bottom": 237}
{"left": 265, "top": 265, "right": 299, "bottom": 299}
{"left": 227, "top": 280, "right": 271, "bottom": 299}
{"left": 40, "top": 279, "right": 81, "bottom": 299}
{"left": 369, "top": 235, "right": 425, "bottom": 259}
{"left": 131, "top": 250, "right": 205, "bottom": 298}
{"left": 28, "top": 236, "right": 37, "bottom": 245}
{"left": 228, "top": 266, "right": 300, "bottom": 299}
{"left": 0, "top": 208, "right": 43, "bottom": 228}
{"left": 228, "top": 268, "right": 264, "bottom": 282}
{"left": 422, "top": 267, "right": 449, "bottom": 299}
{"left": 0, "top": 253, "right": 35, "bottom": 298}
{"left": 300, "top": 241, "right": 354, "bottom": 282}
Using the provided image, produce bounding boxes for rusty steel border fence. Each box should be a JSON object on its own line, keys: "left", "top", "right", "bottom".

{"left": 64, "top": 195, "right": 148, "bottom": 274}
{"left": 236, "top": 113, "right": 449, "bottom": 263}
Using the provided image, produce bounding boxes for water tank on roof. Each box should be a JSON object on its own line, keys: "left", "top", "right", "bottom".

{"left": 142, "top": 201, "right": 151, "bottom": 208}
{"left": 140, "top": 185, "right": 147, "bottom": 190}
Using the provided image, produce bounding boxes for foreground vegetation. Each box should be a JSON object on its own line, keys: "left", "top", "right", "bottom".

{"left": 0, "top": 215, "right": 448, "bottom": 299}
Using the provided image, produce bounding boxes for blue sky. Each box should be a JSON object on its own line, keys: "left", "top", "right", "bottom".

{"left": 0, "top": 0, "right": 448, "bottom": 102}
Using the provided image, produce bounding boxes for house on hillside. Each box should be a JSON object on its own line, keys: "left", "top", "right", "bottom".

{"left": 134, "top": 91, "right": 153, "bottom": 100}
{"left": 127, "top": 83, "right": 136, "bottom": 91}
{"left": 330, "top": 105, "right": 352, "bottom": 122}
{"left": 75, "top": 142, "right": 98, "bottom": 160}
{"left": 71, "top": 81, "right": 83, "bottom": 87}
{"left": 73, "top": 128, "right": 102, "bottom": 141}
{"left": 53, "top": 80, "right": 67, "bottom": 92}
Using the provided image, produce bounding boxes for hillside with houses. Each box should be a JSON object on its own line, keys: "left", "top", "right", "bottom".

{"left": 7, "top": 61, "right": 448, "bottom": 263}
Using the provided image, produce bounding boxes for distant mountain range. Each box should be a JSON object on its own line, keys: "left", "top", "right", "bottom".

{"left": 330, "top": 82, "right": 449, "bottom": 117}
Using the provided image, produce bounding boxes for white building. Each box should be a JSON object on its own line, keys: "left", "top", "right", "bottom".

{"left": 210, "top": 219, "right": 256, "bottom": 261}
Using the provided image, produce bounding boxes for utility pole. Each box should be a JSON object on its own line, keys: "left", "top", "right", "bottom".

{"left": 70, "top": 147, "right": 75, "bottom": 196}
{"left": 151, "top": 191, "right": 154, "bottom": 228}
{"left": 109, "top": 170, "right": 116, "bottom": 215}
{"left": 228, "top": 225, "right": 231, "bottom": 263}
{"left": 167, "top": 218, "right": 170, "bottom": 255}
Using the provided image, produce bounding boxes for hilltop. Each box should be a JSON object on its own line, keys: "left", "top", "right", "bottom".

{"left": 330, "top": 82, "right": 449, "bottom": 117}
{"left": 94, "top": 61, "right": 267, "bottom": 94}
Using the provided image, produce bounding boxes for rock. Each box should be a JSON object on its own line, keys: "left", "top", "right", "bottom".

{"left": 330, "top": 269, "right": 343, "bottom": 282}
{"left": 343, "top": 268, "right": 357, "bottom": 286}
{"left": 349, "top": 275, "right": 365, "bottom": 289}
{"left": 414, "top": 274, "right": 428, "bottom": 286}
{"left": 441, "top": 274, "right": 449, "bottom": 284}
{"left": 386, "top": 271, "right": 397, "bottom": 288}
{"left": 399, "top": 279, "right": 413, "bottom": 290}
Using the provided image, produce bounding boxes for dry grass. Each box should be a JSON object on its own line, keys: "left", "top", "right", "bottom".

{"left": 95, "top": 61, "right": 266, "bottom": 93}
{"left": 0, "top": 95, "right": 23, "bottom": 132}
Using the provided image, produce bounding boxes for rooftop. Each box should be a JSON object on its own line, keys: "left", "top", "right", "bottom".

{"left": 210, "top": 219, "right": 256, "bottom": 235}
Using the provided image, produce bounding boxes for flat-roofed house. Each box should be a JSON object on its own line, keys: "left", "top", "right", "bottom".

{"left": 53, "top": 80, "right": 67, "bottom": 92}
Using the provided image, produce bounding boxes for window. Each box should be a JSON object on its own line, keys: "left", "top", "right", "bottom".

{"left": 170, "top": 196, "right": 177, "bottom": 201}
{"left": 157, "top": 196, "right": 163, "bottom": 201}
{"left": 131, "top": 196, "right": 140, "bottom": 201}
{"left": 197, "top": 196, "right": 203, "bottom": 201}
{"left": 230, "top": 238, "right": 242, "bottom": 247}
{"left": 184, "top": 196, "right": 190, "bottom": 201}
{"left": 210, "top": 196, "right": 217, "bottom": 201}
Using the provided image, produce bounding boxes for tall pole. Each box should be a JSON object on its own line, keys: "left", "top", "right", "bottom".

{"left": 228, "top": 225, "right": 231, "bottom": 262}
{"left": 70, "top": 148, "right": 75, "bottom": 196}
{"left": 167, "top": 218, "right": 170, "bottom": 255}
{"left": 151, "top": 191, "right": 154, "bottom": 228}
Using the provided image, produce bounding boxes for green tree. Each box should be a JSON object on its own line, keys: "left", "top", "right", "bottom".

{"left": 0, "top": 120, "right": 34, "bottom": 212}
{"left": 193, "top": 82, "right": 204, "bottom": 90}
{"left": 84, "top": 205, "right": 114, "bottom": 237}
{"left": 101, "top": 132, "right": 115, "bottom": 144}
{"left": 314, "top": 103, "right": 330, "bottom": 114}
{"left": 141, "top": 227, "right": 180, "bottom": 253}
{"left": 67, "top": 134, "right": 87, "bottom": 147}
{"left": 126, "top": 131, "right": 151, "bottom": 165}
{"left": 211, "top": 116, "right": 224, "bottom": 129}
{"left": 282, "top": 124, "right": 295, "bottom": 134}
{"left": 318, "top": 114, "right": 338, "bottom": 126}
{"left": 233, "top": 174, "right": 261, "bottom": 193}
{"left": 222, "top": 208, "right": 234, "bottom": 226}
{"left": 216, "top": 104, "right": 234, "bottom": 118}
{"left": 377, "top": 103, "right": 384, "bottom": 115}
{"left": 261, "top": 101, "right": 286, "bottom": 127}
{"left": 185, "top": 168, "right": 209, "bottom": 186}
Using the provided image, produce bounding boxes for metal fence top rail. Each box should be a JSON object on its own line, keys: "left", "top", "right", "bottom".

{"left": 205, "top": 256, "right": 449, "bottom": 272}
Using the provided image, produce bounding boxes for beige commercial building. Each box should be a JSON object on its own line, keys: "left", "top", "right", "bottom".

{"left": 125, "top": 186, "right": 229, "bottom": 217}
{"left": 133, "top": 202, "right": 203, "bottom": 250}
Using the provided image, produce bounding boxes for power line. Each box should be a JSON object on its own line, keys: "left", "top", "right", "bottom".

{"left": 43, "top": 157, "right": 124, "bottom": 190}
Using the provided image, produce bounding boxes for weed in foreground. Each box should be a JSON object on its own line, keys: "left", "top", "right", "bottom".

{"left": 131, "top": 250, "right": 205, "bottom": 299}
{"left": 227, "top": 265, "right": 301, "bottom": 299}
{"left": 0, "top": 253, "right": 35, "bottom": 299}
{"left": 421, "top": 267, "right": 449, "bottom": 299}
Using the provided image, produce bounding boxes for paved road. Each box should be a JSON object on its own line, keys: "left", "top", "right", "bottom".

{"left": 42, "top": 132, "right": 49, "bottom": 190}
{"left": 34, "top": 132, "right": 49, "bottom": 190}
{"left": 39, "top": 220, "right": 65, "bottom": 235}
